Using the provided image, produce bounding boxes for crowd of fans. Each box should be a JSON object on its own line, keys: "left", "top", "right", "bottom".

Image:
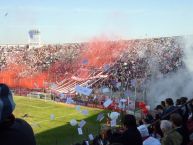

{"left": 60, "top": 36, "right": 185, "bottom": 109}
{"left": 91, "top": 36, "right": 183, "bottom": 98}
{"left": 1, "top": 36, "right": 193, "bottom": 145}
{"left": 0, "top": 36, "right": 183, "bottom": 87}
{"left": 0, "top": 43, "right": 83, "bottom": 79}
{"left": 74, "top": 97, "right": 193, "bottom": 145}
{"left": 4, "top": 36, "right": 183, "bottom": 112}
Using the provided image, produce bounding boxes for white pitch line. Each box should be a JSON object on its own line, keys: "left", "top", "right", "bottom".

{"left": 20, "top": 104, "right": 54, "bottom": 109}
{"left": 31, "top": 112, "right": 78, "bottom": 124}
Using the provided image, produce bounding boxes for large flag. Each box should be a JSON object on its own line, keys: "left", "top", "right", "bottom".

{"left": 75, "top": 85, "right": 92, "bottom": 96}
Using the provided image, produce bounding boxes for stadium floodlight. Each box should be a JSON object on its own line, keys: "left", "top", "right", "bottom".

{"left": 28, "top": 29, "right": 41, "bottom": 48}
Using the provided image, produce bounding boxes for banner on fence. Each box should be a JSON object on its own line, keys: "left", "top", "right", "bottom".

{"left": 75, "top": 85, "right": 92, "bottom": 96}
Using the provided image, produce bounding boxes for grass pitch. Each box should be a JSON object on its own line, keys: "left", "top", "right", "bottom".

{"left": 13, "top": 96, "right": 105, "bottom": 145}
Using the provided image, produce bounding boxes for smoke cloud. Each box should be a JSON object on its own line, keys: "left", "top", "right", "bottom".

{"left": 147, "top": 36, "right": 193, "bottom": 107}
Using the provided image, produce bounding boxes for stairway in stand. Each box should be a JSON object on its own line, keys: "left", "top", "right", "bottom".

{"left": 52, "top": 69, "right": 108, "bottom": 95}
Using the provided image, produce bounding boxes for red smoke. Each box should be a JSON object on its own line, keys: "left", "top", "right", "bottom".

{"left": 0, "top": 36, "right": 131, "bottom": 89}
{"left": 80, "top": 37, "right": 128, "bottom": 68}
{"left": 0, "top": 64, "right": 48, "bottom": 89}
{"left": 72, "top": 37, "right": 130, "bottom": 79}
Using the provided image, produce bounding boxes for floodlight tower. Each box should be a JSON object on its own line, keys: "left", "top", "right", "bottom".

{"left": 28, "top": 29, "right": 41, "bottom": 48}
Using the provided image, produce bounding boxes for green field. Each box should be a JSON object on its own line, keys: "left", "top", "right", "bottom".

{"left": 13, "top": 96, "right": 106, "bottom": 145}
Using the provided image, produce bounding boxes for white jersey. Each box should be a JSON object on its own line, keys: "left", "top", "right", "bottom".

{"left": 143, "top": 137, "right": 161, "bottom": 145}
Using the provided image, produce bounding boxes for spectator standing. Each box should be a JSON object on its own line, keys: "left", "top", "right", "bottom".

{"left": 137, "top": 125, "right": 161, "bottom": 145}
{"left": 160, "top": 120, "right": 182, "bottom": 145}
{"left": 107, "top": 114, "right": 143, "bottom": 145}
{"left": 163, "top": 98, "right": 177, "bottom": 120}
{"left": 180, "top": 97, "right": 189, "bottom": 122}
{"left": 0, "top": 83, "right": 36, "bottom": 145}
{"left": 170, "top": 113, "right": 189, "bottom": 145}
{"left": 155, "top": 105, "right": 164, "bottom": 119}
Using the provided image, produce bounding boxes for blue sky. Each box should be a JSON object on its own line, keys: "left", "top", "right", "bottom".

{"left": 0, "top": 0, "right": 193, "bottom": 44}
